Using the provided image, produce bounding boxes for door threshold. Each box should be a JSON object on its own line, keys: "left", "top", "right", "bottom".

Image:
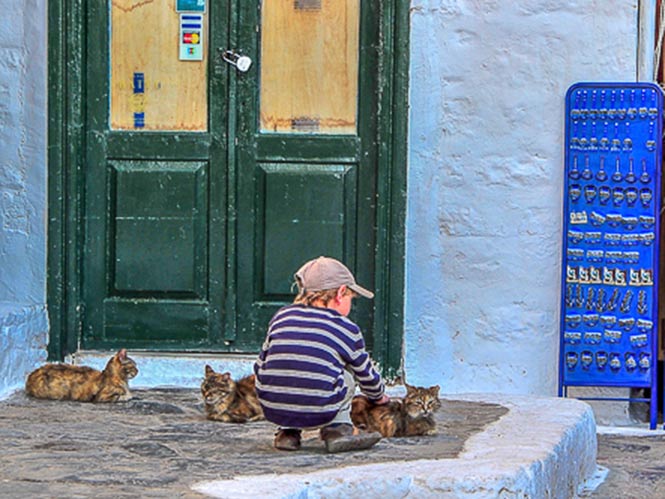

{"left": 66, "top": 350, "right": 257, "bottom": 389}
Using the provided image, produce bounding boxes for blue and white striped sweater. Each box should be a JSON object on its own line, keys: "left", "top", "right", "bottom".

{"left": 254, "top": 304, "right": 385, "bottom": 428}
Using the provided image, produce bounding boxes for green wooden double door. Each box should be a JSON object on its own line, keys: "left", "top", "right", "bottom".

{"left": 61, "top": 0, "right": 406, "bottom": 367}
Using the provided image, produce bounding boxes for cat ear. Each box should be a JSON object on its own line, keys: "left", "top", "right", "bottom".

{"left": 221, "top": 372, "right": 231, "bottom": 380}
{"left": 205, "top": 365, "right": 215, "bottom": 376}
{"left": 117, "top": 349, "right": 127, "bottom": 361}
{"left": 430, "top": 385, "right": 440, "bottom": 397}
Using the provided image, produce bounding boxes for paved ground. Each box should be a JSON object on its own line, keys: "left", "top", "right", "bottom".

{"left": 588, "top": 428, "right": 665, "bottom": 498}
{"left": 0, "top": 387, "right": 661, "bottom": 498}
{"left": 0, "top": 388, "right": 507, "bottom": 498}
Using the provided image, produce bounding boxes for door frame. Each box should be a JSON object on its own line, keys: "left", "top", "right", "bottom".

{"left": 47, "top": 0, "right": 410, "bottom": 377}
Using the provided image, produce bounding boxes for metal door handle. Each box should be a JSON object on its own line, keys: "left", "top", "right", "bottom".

{"left": 222, "top": 50, "right": 252, "bottom": 73}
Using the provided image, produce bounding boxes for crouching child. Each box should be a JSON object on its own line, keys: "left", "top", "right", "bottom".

{"left": 254, "top": 256, "right": 390, "bottom": 452}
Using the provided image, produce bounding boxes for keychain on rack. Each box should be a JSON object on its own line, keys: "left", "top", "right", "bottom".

{"left": 585, "top": 287, "right": 595, "bottom": 310}
{"left": 620, "top": 289, "right": 633, "bottom": 313}
{"left": 637, "top": 290, "right": 648, "bottom": 315}
{"left": 640, "top": 158, "right": 651, "bottom": 183}
{"left": 596, "top": 156, "right": 608, "bottom": 181}
{"left": 606, "top": 288, "right": 619, "bottom": 311}
{"left": 639, "top": 88, "right": 649, "bottom": 118}
{"left": 623, "top": 123, "right": 633, "bottom": 152}
{"left": 582, "top": 155, "right": 593, "bottom": 180}
{"left": 646, "top": 122, "right": 657, "bottom": 152}
{"left": 625, "top": 157, "right": 636, "bottom": 183}
{"left": 595, "top": 287, "right": 606, "bottom": 312}
{"left": 569, "top": 155, "right": 581, "bottom": 179}
{"left": 576, "top": 284, "right": 584, "bottom": 308}
{"left": 612, "top": 156, "right": 622, "bottom": 182}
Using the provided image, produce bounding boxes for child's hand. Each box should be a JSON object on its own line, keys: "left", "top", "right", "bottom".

{"left": 374, "top": 394, "right": 390, "bottom": 405}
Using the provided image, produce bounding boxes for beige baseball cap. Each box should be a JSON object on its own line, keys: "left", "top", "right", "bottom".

{"left": 294, "top": 256, "right": 374, "bottom": 299}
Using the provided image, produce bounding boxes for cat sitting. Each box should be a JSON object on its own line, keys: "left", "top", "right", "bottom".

{"left": 200, "top": 365, "right": 264, "bottom": 423}
{"left": 351, "top": 382, "right": 441, "bottom": 437}
{"left": 25, "top": 349, "right": 138, "bottom": 403}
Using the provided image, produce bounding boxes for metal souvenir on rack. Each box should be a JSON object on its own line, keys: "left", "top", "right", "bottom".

{"left": 595, "top": 288, "right": 606, "bottom": 312}
{"left": 620, "top": 289, "right": 633, "bottom": 313}
{"left": 605, "top": 330, "right": 623, "bottom": 344}
{"left": 598, "top": 185, "right": 611, "bottom": 205}
{"left": 566, "top": 352, "right": 579, "bottom": 370}
{"left": 580, "top": 351, "right": 593, "bottom": 369}
{"left": 596, "top": 156, "right": 608, "bottom": 181}
{"left": 608, "top": 90, "right": 617, "bottom": 119}
{"left": 611, "top": 122, "right": 621, "bottom": 152}
{"left": 627, "top": 89, "right": 638, "bottom": 119}
{"left": 639, "top": 188, "right": 652, "bottom": 207}
{"left": 624, "top": 187, "right": 638, "bottom": 207}
{"left": 596, "top": 351, "right": 608, "bottom": 370}
{"left": 637, "top": 290, "right": 648, "bottom": 315}
{"left": 611, "top": 156, "right": 622, "bottom": 181}
{"left": 569, "top": 155, "right": 581, "bottom": 179}
{"left": 625, "top": 352, "right": 637, "bottom": 372}
{"left": 600, "top": 123, "right": 610, "bottom": 151}
{"left": 584, "top": 332, "right": 602, "bottom": 345}
{"left": 646, "top": 122, "right": 657, "bottom": 152}
{"left": 617, "top": 90, "right": 627, "bottom": 119}
{"left": 640, "top": 158, "right": 651, "bottom": 183}
{"left": 623, "top": 123, "right": 633, "bottom": 152}
{"left": 625, "top": 156, "right": 636, "bottom": 182}
{"left": 631, "top": 333, "right": 648, "bottom": 348}
{"left": 609, "top": 353, "right": 621, "bottom": 372}
{"left": 569, "top": 184, "right": 582, "bottom": 203}
{"left": 639, "top": 88, "right": 649, "bottom": 119}
{"left": 582, "top": 155, "right": 593, "bottom": 180}
{"left": 622, "top": 216, "right": 637, "bottom": 231}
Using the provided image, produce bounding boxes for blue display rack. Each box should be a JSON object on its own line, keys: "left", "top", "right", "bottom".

{"left": 558, "top": 82, "right": 663, "bottom": 429}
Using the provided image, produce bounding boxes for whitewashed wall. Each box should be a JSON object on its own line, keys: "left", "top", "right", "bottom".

{"left": 0, "top": 0, "right": 49, "bottom": 398}
{"left": 0, "top": 0, "right": 649, "bottom": 399}
{"left": 404, "top": 0, "right": 640, "bottom": 395}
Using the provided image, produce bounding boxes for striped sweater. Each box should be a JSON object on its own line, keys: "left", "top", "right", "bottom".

{"left": 254, "top": 304, "right": 385, "bottom": 428}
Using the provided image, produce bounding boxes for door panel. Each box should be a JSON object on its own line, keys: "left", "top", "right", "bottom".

{"left": 82, "top": 0, "right": 225, "bottom": 351}
{"left": 232, "top": 1, "right": 377, "bottom": 351}
{"left": 111, "top": 161, "right": 208, "bottom": 297}
{"left": 81, "top": 0, "right": 381, "bottom": 354}
{"left": 260, "top": 162, "right": 358, "bottom": 296}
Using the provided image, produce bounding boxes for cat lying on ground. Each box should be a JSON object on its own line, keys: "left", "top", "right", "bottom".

{"left": 25, "top": 349, "right": 138, "bottom": 402}
{"left": 201, "top": 365, "right": 264, "bottom": 423}
{"left": 351, "top": 382, "right": 441, "bottom": 437}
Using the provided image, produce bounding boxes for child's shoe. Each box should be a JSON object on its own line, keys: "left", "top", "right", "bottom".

{"left": 274, "top": 429, "right": 302, "bottom": 451}
{"left": 320, "top": 423, "right": 381, "bottom": 453}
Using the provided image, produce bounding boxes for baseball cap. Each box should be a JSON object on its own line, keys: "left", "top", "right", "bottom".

{"left": 294, "top": 256, "right": 374, "bottom": 299}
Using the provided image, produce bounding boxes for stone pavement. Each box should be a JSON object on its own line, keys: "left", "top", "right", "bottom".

{"left": 585, "top": 426, "right": 665, "bottom": 498}
{"left": 0, "top": 387, "right": 630, "bottom": 498}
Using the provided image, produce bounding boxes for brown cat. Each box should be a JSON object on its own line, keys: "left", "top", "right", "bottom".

{"left": 25, "top": 349, "right": 138, "bottom": 403}
{"left": 201, "top": 365, "right": 264, "bottom": 423}
{"left": 351, "top": 383, "right": 441, "bottom": 437}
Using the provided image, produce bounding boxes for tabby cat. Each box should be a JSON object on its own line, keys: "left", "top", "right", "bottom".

{"left": 201, "top": 365, "right": 264, "bottom": 423}
{"left": 351, "top": 383, "right": 441, "bottom": 437}
{"left": 25, "top": 349, "right": 138, "bottom": 403}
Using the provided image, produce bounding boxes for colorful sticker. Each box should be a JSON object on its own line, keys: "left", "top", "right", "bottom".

{"left": 179, "top": 14, "right": 204, "bottom": 61}
{"left": 176, "top": 0, "right": 205, "bottom": 12}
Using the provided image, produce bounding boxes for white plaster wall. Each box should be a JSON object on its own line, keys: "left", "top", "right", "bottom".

{"left": 0, "top": 0, "right": 47, "bottom": 304}
{"left": 404, "top": 0, "right": 639, "bottom": 395}
{"left": 0, "top": 0, "right": 49, "bottom": 398}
